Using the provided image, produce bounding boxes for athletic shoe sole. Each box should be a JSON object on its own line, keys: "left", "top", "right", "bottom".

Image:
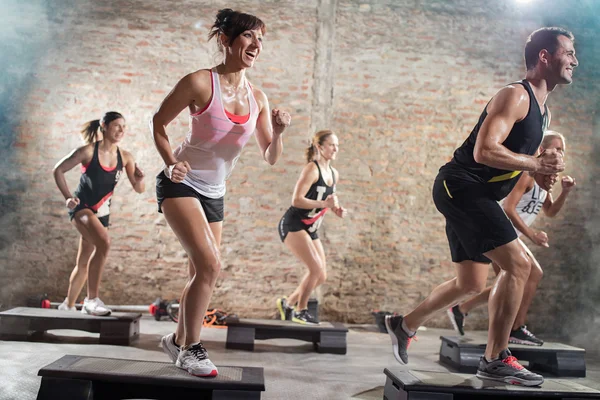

{"left": 175, "top": 361, "right": 218, "bottom": 377}
{"left": 509, "top": 337, "right": 543, "bottom": 346}
{"left": 385, "top": 315, "right": 406, "bottom": 365}
{"left": 81, "top": 308, "right": 111, "bottom": 316}
{"left": 476, "top": 370, "right": 543, "bottom": 386}
{"left": 291, "top": 317, "right": 319, "bottom": 325}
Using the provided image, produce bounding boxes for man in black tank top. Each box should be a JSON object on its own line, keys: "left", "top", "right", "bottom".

{"left": 385, "top": 27, "right": 578, "bottom": 387}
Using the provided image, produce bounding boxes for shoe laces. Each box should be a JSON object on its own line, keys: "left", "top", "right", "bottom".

{"left": 407, "top": 335, "right": 418, "bottom": 348}
{"left": 520, "top": 325, "right": 535, "bottom": 337}
{"left": 95, "top": 298, "right": 106, "bottom": 307}
{"left": 502, "top": 355, "right": 524, "bottom": 370}
{"left": 188, "top": 342, "right": 208, "bottom": 360}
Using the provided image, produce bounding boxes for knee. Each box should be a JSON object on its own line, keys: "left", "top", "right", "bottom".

{"left": 94, "top": 236, "right": 110, "bottom": 253}
{"left": 309, "top": 264, "right": 325, "bottom": 281}
{"left": 529, "top": 263, "right": 543, "bottom": 283}
{"left": 511, "top": 255, "right": 532, "bottom": 280}
{"left": 75, "top": 263, "right": 89, "bottom": 273}
{"left": 208, "top": 259, "right": 222, "bottom": 279}
{"left": 192, "top": 255, "right": 222, "bottom": 283}
{"left": 317, "top": 268, "right": 327, "bottom": 286}
{"left": 458, "top": 280, "right": 487, "bottom": 296}
{"left": 203, "top": 259, "right": 222, "bottom": 282}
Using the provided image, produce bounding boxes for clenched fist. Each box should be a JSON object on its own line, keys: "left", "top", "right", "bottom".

{"left": 536, "top": 149, "right": 565, "bottom": 175}
{"left": 272, "top": 109, "right": 291, "bottom": 135}
{"left": 561, "top": 175, "right": 576, "bottom": 192}
{"left": 66, "top": 197, "right": 80, "bottom": 210}
{"left": 167, "top": 161, "right": 191, "bottom": 183}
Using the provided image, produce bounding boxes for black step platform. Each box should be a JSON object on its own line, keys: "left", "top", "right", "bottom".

{"left": 383, "top": 368, "right": 600, "bottom": 400}
{"left": 439, "top": 333, "right": 586, "bottom": 377}
{"left": 36, "top": 354, "right": 265, "bottom": 400}
{"left": 0, "top": 307, "right": 140, "bottom": 345}
{"left": 225, "top": 317, "right": 347, "bottom": 354}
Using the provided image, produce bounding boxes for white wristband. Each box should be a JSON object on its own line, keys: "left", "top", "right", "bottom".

{"left": 167, "top": 164, "right": 176, "bottom": 179}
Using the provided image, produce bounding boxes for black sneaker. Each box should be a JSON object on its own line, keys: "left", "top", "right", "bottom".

{"left": 509, "top": 325, "right": 544, "bottom": 346}
{"left": 384, "top": 315, "right": 415, "bottom": 365}
{"left": 276, "top": 297, "right": 294, "bottom": 321}
{"left": 446, "top": 305, "right": 466, "bottom": 336}
{"left": 477, "top": 349, "right": 543, "bottom": 386}
{"left": 292, "top": 309, "right": 319, "bottom": 325}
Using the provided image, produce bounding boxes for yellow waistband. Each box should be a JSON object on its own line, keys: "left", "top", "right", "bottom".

{"left": 487, "top": 170, "right": 521, "bottom": 183}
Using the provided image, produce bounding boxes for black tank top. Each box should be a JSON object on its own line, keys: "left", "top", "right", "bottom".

{"left": 288, "top": 161, "right": 336, "bottom": 225}
{"left": 440, "top": 80, "right": 548, "bottom": 200}
{"left": 74, "top": 142, "right": 124, "bottom": 217}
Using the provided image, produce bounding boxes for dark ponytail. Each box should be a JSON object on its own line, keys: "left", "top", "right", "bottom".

{"left": 208, "top": 8, "right": 266, "bottom": 50}
{"left": 80, "top": 111, "right": 124, "bottom": 144}
{"left": 80, "top": 119, "right": 101, "bottom": 144}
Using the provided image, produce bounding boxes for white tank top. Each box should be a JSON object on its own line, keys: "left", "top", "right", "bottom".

{"left": 168, "top": 69, "right": 259, "bottom": 199}
{"left": 508, "top": 182, "right": 547, "bottom": 236}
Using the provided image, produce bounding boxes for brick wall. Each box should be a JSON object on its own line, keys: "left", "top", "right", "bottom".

{"left": 1, "top": 0, "right": 599, "bottom": 342}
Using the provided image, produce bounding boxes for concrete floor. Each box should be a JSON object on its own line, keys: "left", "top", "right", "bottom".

{"left": 1, "top": 315, "right": 599, "bottom": 400}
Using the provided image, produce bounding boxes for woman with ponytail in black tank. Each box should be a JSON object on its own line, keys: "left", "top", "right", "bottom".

{"left": 53, "top": 112, "right": 145, "bottom": 316}
{"left": 276, "top": 130, "right": 346, "bottom": 324}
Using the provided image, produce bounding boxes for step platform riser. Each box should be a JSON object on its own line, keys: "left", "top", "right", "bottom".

{"left": 0, "top": 307, "right": 140, "bottom": 346}
{"left": 383, "top": 368, "right": 600, "bottom": 400}
{"left": 225, "top": 318, "right": 347, "bottom": 355}
{"left": 439, "top": 335, "right": 586, "bottom": 377}
{"left": 37, "top": 355, "right": 265, "bottom": 400}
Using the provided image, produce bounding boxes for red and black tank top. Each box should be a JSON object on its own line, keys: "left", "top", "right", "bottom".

{"left": 74, "top": 142, "right": 123, "bottom": 217}
{"left": 288, "top": 161, "right": 336, "bottom": 225}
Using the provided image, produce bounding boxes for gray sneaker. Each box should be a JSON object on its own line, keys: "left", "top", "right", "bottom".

{"left": 160, "top": 332, "right": 180, "bottom": 363}
{"left": 176, "top": 342, "right": 218, "bottom": 377}
{"left": 476, "top": 349, "right": 544, "bottom": 386}
{"left": 385, "top": 315, "right": 415, "bottom": 365}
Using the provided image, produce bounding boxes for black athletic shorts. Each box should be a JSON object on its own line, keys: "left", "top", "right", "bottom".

{"left": 156, "top": 171, "right": 224, "bottom": 223}
{"left": 278, "top": 208, "right": 319, "bottom": 242}
{"left": 69, "top": 207, "right": 110, "bottom": 228}
{"left": 432, "top": 175, "right": 517, "bottom": 263}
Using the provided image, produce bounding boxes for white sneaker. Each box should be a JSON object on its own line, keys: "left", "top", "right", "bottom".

{"left": 175, "top": 342, "right": 218, "bottom": 377}
{"left": 58, "top": 299, "right": 76, "bottom": 311}
{"left": 160, "top": 333, "right": 180, "bottom": 363}
{"left": 81, "top": 297, "right": 111, "bottom": 316}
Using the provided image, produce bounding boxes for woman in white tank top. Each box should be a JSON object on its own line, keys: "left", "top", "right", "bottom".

{"left": 150, "top": 9, "right": 291, "bottom": 377}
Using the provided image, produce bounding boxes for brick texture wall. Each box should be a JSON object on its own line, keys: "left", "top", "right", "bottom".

{"left": 1, "top": 0, "right": 599, "bottom": 342}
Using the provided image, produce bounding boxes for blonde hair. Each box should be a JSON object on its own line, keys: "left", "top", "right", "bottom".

{"left": 306, "top": 130, "right": 334, "bottom": 163}
{"left": 541, "top": 130, "right": 566, "bottom": 149}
